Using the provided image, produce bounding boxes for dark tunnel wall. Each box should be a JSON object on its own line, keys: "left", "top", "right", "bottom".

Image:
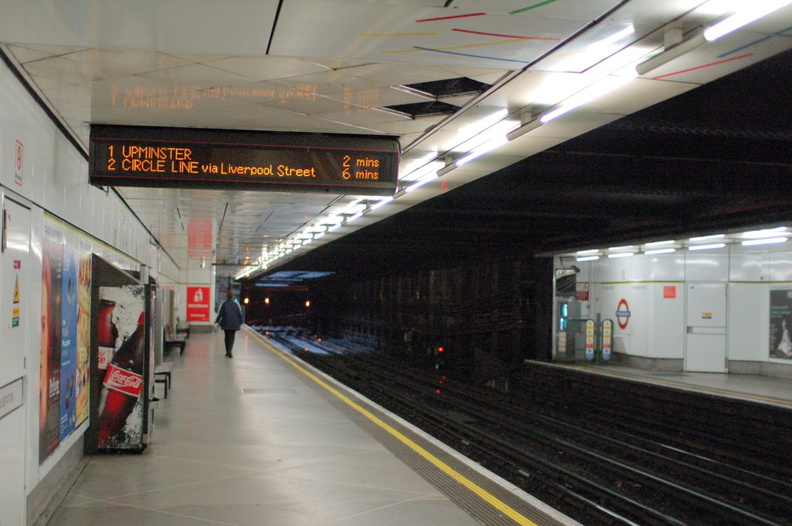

{"left": 303, "top": 256, "right": 552, "bottom": 384}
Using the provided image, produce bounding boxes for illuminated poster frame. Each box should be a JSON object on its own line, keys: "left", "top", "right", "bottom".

{"left": 89, "top": 125, "right": 400, "bottom": 195}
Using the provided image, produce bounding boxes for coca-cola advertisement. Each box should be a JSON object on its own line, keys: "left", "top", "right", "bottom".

{"left": 95, "top": 284, "right": 148, "bottom": 450}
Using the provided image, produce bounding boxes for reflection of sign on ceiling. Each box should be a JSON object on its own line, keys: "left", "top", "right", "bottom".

{"left": 89, "top": 125, "right": 400, "bottom": 196}
{"left": 256, "top": 270, "right": 334, "bottom": 290}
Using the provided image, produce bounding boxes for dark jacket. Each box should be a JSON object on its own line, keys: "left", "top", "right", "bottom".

{"left": 215, "top": 299, "right": 243, "bottom": 331}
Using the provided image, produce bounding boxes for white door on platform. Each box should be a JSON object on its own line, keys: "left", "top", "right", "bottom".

{"left": 0, "top": 195, "right": 31, "bottom": 526}
{"left": 685, "top": 282, "right": 727, "bottom": 373}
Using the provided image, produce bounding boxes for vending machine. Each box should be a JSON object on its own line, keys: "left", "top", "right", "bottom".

{"left": 86, "top": 256, "right": 154, "bottom": 453}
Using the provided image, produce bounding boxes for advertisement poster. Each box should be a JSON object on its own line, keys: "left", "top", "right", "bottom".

{"left": 770, "top": 288, "right": 792, "bottom": 360}
{"left": 59, "top": 243, "right": 78, "bottom": 440}
{"left": 187, "top": 286, "right": 210, "bottom": 322}
{"left": 96, "top": 285, "right": 146, "bottom": 450}
{"left": 75, "top": 244, "right": 92, "bottom": 425}
{"left": 40, "top": 220, "right": 63, "bottom": 463}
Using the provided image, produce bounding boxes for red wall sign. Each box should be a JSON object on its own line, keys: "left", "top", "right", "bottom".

{"left": 186, "top": 286, "right": 211, "bottom": 322}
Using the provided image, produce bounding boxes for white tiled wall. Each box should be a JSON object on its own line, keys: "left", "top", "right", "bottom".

{"left": 0, "top": 54, "right": 182, "bottom": 523}
{"left": 573, "top": 245, "right": 792, "bottom": 366}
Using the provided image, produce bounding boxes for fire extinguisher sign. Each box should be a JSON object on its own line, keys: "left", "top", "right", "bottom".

{"left": 186, "top": 286, "right": 211, "bottom": 322}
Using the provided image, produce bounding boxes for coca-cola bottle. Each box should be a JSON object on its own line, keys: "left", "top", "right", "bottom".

{"left": 97, "top": 311, "right": 145, "bottom": 446}
{"left": 97, "top": 300, "right": 118, "bottom": 370}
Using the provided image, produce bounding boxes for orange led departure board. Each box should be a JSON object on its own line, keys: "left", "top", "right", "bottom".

{"left": 89, "top": 125, "right": 400, "bottom": 195}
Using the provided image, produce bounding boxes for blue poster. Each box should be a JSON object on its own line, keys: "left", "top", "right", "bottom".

{"left": 59, "top": 244, "right": 78, "bottom": 440}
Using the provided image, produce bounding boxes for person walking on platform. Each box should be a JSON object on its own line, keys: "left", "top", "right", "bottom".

{"left": 215, "top": 288, "right": 243, "bottom": 358}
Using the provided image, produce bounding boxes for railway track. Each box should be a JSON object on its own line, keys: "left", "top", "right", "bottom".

{"left": 266, "top": 332, "right": 792, "bottom": 525}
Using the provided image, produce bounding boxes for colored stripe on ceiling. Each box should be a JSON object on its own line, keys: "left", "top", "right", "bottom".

{"left": 435, "top": 39, "right": 529, "bottom": 50}
{"left": 413, "top": 46, "right": 531, "bottom": 64}
{"left": 416, "top": 12, "right": 486, "bottom": 23}
{"left": 718, "top": 24, "right": 792, "bottom": 57}
{"left": 718, "top": 35, "right": 774, "bottom": 57}
{"left": 361, "top": 33, "right": 438, "bottom": 37}
{"left": 452, "top": 28, "right": 560, "bottom": 41}
{"left": 510, "top": 0, "right": 560, "bottom": 15}
{"left": 384, "top": 38, "right": 532, "bottom": 55}
{"left": 653, "top": 53, "right": 754, "bottom": 80}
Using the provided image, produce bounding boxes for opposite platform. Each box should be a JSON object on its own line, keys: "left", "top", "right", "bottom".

{"left": 43, "top": 328, "right": 578, "bottom": 526}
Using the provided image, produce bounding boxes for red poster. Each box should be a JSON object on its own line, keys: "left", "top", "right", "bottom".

{"left": 663, "top": 285, "right": 677, "bottom": 299}
{"left": 186, "top": 286, "right": 211, "bottom": 322}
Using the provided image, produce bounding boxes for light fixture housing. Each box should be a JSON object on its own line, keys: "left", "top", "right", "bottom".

{"left": 635, "top": 31, "right": 706, "bottom": 76}
{"left": 741, "top": 237, "right": 788, "bottom": 246}
{"left": 689, "top": 243, "right": 726, "bottom": 251}
{"left": 506, "top": 118, "right": 543, "bottom": 141}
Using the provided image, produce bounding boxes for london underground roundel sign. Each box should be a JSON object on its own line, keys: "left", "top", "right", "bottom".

{"left": 616, "top": 299, "right": 631, "bottom": 329}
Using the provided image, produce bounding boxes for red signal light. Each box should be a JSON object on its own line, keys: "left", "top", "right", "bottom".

{"left": 437, "top": 346, "right": 444, "bottom": 353}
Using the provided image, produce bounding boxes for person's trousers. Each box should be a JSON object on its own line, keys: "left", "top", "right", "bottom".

{"left": 224, "top": 330, "right": 236, "bottom": 354}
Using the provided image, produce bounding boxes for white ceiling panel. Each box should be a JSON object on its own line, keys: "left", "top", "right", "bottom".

{"left": 2, "top": 0, "right": 791, "bottom": 277}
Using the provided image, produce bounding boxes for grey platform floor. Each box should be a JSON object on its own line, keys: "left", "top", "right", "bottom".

{"left": 564, "top": 363, "right": 792, "bottom": 409}
{"left": 44, "top": 328, "right": 576, "bottom": 526}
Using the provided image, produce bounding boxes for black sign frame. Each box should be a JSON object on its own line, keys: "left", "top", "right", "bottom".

{"left": 89, "top": 125, "right": 400, "bottom": 196}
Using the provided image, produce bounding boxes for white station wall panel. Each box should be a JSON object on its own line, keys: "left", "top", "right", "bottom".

{"left": 769, "top": 250, "right": 792, "bottom": 282}
{"left": 730, "top": 250, "right": 768, "bottom": 282}
{"left": 0, "top": 56, "right": 182, "bottom": 522}
{"left": 728, "top": 283, "right": 765, "bottom": 362}
{"left": 648, "top": 282, "right": 685, "bottom": 360}
{"left": 684, "top": 251, "right": 729, "bottom": 282}
{"left": 577, "top": 245, "right": 792, "bottom": 370}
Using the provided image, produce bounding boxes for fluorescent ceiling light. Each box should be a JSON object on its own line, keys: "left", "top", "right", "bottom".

{"left": 689, "top": 243, "right": 726, "bottom": 251}
{"left": 456, "top": 135, "right": 508, "bottom": 166}
{"left": 399, "top": 160, "right": 444, "bottom": 182}
{"left": 452, "top": 111, "right": 512, "bottom": 153}
{"left": 576, "top": 255, "right": 600, "bottom": 262}
{"left": 741, "top": 226, "right": 787, "bottom": 238}
{"left": 577, "top": 249, "right": 600, "bottom": 255}
{"left": 406, "top": 172, "right": 437, "bottom": 192}
{"left": 457, "top": 109, "right": 509, "bottom": 137}
{"left": 645, "top": 248, "right": 676, "bottom": 255}
{"left": 371, "top": 197, "right": 393, "bottom": 211}
{"left": 645, "top": 240, "right": 675, "bottom": 246}
{"left": 704, "top": 0, "right": 792, "bottom": 41}
{"left": 689, "top": 234, "right": 725, "bottom": 242}
{"left": 608, "top": 252, "right": 634, "bottom": 258}
{"left": 741, "top": 237, "right": 788, "bottom": 246}
{"left": 549, "top": 24, "right": 635, "bottom": 72}
{"left": 608, "top": 245, "right": 635, "bottom": 251}
{"left": 540, "top": 75, "right": 634, "bottom": 124}
{"left": 637, "top": 1, "right": 792, "bottom": 76}
{"left": 600, "top": 24, "right": 635, "bottom": 46}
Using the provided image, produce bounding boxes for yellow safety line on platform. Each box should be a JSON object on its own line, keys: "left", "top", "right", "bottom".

{"left": 248, "top": 329, "right": 538, "bottom": 526}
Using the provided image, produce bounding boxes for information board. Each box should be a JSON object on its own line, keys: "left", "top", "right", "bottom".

{"left": 89, "top": 125, "right": 400, "bottom": 195}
